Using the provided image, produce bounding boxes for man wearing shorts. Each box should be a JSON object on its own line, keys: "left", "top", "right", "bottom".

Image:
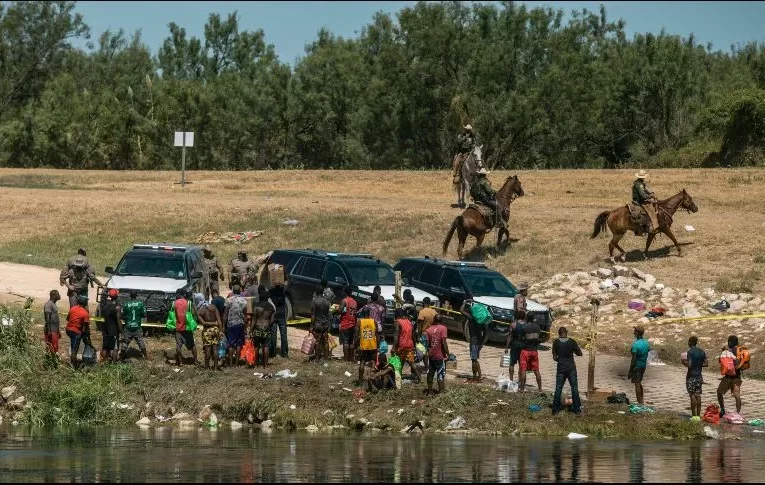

{"left": 425, "top": 314, "right": 449, "bottom": 395}
{"left": 194, "top": 293, "right": 222, "bottom": 370}
{"left": 338, "top": 286, "right": 358, "bottom": 363}
{"left": 356, "top": 309, "right": 378, "bottom": 385}
{"left": 251, "top": 286, "right": 276, "bottom": 368}
{"left": 628, "top": 325, "right": 650, "bottom": 405}
{"left": 683, "top": 335, "right": 708, "bottom": 418}
{"left": 717, "top": 335, "right": 743, "bottom": 417}
{"left": 120, "top": 291, "right": 147, "bottom": 360}
{"left": 460, "top": 295, "right": 486, "bottom": 383}
{"left": 43, "top": 290, "right": 62, "bottom": 355}
{"left": 393, "top": 309, "right": 420, "bottom": 383}
{"left": 173, "top": 289, "right": 198, "bottom": 366}
{"left": 101, "top": 289, "right": 121, "bottom": 363}
{"left": 223, "top": 285, "right": 247, "bottom": 367}
{"left": 518, "top": 315, "right": 542, "bottom": 392}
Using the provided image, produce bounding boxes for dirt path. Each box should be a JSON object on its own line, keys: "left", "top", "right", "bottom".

{"left": 4, "top": 261, "right": 765, "bottom": 418}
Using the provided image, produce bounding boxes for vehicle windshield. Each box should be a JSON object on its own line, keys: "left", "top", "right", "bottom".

{"left": 115, "top": 252, "right": 187, "bottom": 280}
{"left": 346, "top": 263, "right": 395, "bottom": 287}
{"left": 462, "top": 272, "right": 517, "bottom": 297}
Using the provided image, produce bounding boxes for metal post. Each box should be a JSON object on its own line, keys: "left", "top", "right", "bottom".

{"left": 394, "top": 271, "right": 402, "bottom": 309}
{"left": 181, "top": 141, "right": 186, "bottom": 189}
{"left": 587, "top": 298, "right": 600, "bottom": 395}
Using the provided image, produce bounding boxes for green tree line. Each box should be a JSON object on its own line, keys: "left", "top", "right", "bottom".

{"left": 1, "top": 0, "right": 764, "bottom": 170}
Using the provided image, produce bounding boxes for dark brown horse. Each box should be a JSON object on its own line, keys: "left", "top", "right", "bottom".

{"left": 591, "top": 189, "right": 698, "bottom": 262}
{"left": 442, "top": 175, "right": 525, "bottom": 259}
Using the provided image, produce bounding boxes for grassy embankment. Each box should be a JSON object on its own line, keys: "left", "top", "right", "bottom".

{"left": 0, "top": 304, "right": 705, "bottom": 439}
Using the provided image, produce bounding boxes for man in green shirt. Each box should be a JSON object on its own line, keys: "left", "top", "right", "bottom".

{"left": 120, "top": 291, "right": 148, "bottom": 360}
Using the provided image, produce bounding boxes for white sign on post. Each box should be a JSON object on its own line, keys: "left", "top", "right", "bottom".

{"left": 174, "top": 131, "right": 195, "bottom": 187}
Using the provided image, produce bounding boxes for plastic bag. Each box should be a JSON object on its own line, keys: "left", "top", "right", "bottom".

{"left": 301, "top": 334, "right": 316, "bottom": 355}
{"left": 218, "top": 335, "right": 228, "bottom": 359}
{"left": 275, "top": 369, "right": 297, "bottom": 379}
{"left": 328, "top": 335, "right": 338, "bottom": 351}
{"left": 240, "top": 339, "right": 256, "bottom": 366}
{"left": 628, "top": 404, "right": 655, "bottom": 414}
{"left": 81, "top": 338, "right": 97, "bottom": 365}
{"left": 500, "top": 352, "right": 511, "bottom": 368}
{"left": 722, "top": 412, "right": 744, "bottom": 425}
{"left": 646, "top": 350, "right": 665, "bottom": 366}
{"left": 495, "top": 375, "right": 518, "bottom": 393}
{"left": 702, "top": 404, "right": 720, "bottom": 424}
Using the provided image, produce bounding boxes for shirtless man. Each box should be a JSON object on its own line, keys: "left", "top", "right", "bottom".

{"left": 194, "top": 293, "right": 223, "bottom": 370}
{"left": 251, "top": 286, "right": 276, "bottom": 368}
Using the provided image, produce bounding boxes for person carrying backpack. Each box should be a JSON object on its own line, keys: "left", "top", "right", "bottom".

{"left": 461, "top": 294, "right": 492, "bottom": 383}
{"left": 718, "top": 334, "right": 749, "bottom": 417}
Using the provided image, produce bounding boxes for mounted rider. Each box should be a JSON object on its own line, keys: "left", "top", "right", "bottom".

{"left": 451, "top": 124, "right": 477, "bottom": 184}
{"left": 470, "top": 168, "right": 506, "bottom": 230}
{"left": 632, "top": 169, "right": 659, "bottom": 235}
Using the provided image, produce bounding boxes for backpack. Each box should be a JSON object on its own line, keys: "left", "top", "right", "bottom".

{"left": 736, "top": 346, "right": 751, "bottom": 371}
{"left": 469, "top": 302, "right": 492, "bottom": 326}
{"left": 720, "top": 350, "right": 736, "bottom": 376}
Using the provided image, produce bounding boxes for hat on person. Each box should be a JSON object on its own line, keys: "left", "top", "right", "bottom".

{"left": 477, "top": 167, "right": 489, "bottom": 175}
{"left": 633, "top": 325, "right": 646, "bottom": 335}
{"left": 518, "top": 282, "right": 529, "bottom": 292}
{"left": 463, "top": 124, "right": 473, "bottom": 131}
{"left": 204, "top": 245, "right": 212, "bottom": 252}
{"left": 108, "top": 289, "right": 119, "bottom": 298}
{"left": 77, "top": 295, "right": 88, "bottom": 305}
{"left": 379, "top": 341, "right": 389, "bottom": 354}
{"left": 78, "top": 248, "right": 87, "bottom": 256}
{"left": 237, "top": 249, "right": 247, "bottom": 255}
{"left": 635, "top": 169, "right": 648, "bottom": 179}
{"left": 73, "top": 256, "right": 86, "bottom": 268}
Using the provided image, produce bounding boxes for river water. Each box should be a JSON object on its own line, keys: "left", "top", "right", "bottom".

{"left": 0, "top": 425, "right": 761, "bottom": 482}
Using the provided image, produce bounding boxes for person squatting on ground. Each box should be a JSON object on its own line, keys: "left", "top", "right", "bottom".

{"left": 425, "top": 314, "right": 449, "bottom": 396}
{"left": 171, "top": 289, "right": 198, "bottom": 366}
{"left": 356, "top": 307, "right": 378, "bottom": 385}
{"left": 367, "top": 352, "right": 396, "bottom": 392}
{"left": 718, "top": 334, "right": 747, "bottom": 417}
{"left": 628, "top": 325, "right": 651, "bottom": 405}
{"left": 120, "top": 291, "right": 147, "bottom": 360}
{"left": 339, "top": 286, "right": 358, "bottom": 363}
{"left": 551, "top": 327, "right": 583, "bottom": 415}
{"left": 310, "top": 285, "right": 332, "bottom": 361}
{"left": 66, "top": 294, "right": 90, "bottom": 366}
{"left": 223, "top": 285, "right": 247, "bottom": 367}
{"left": 195, "top": 293, "right": 222, "bottom": 370}
{"left": 393, "top": 308, "right": 421, "bottom": 383}
{"left": 101, "top": 289, "right": 122, "bottom": 363}
{"left": 43, "top": 290, "right": 62, "bottom": 355}
{"left": 252, "top": 286, "right": 276, "bottom": 368}
{"left": 460, "top": 295, "right": 485, "bottom": 383}
{"left": 682, "top": 336, "right": 708, "bottom": 418}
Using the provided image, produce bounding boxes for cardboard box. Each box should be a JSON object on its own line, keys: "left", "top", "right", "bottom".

{"left": 245, "top": 296, "right": 255, "bottom": 314}
{"left": 585, "top": 387, "right": 616, "bottom": 403}
{"left": 268, "top": 263, "right": 285, "bottom": 286}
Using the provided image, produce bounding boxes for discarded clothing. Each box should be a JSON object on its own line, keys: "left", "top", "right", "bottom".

{"left": 606, "top": 393, "right": 630, "bottom": 405}
{"left": 628, "top": 404, "right": 655, "bottom": 414}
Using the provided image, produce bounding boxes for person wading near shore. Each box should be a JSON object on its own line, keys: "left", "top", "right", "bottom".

{"left": 65, "top": 295, "right": 90, "bottom": 366}
{"left": 682, "top": 336, "right": 708, "bottom": 419}
{"left": 120, "top": 291, "right": 147, "bottom": 360}
{"left": 628, "top": 325, "right": 651, "bottom": 405}
{"left": 252, "top": 286, "right": 276, "bottom": 368}
{"left": 195, "top": 293, "right": 222, "bottom": 371}
{"left": 223, "top": 285, "right": 247, "bottom": 367}
{"left": 101, "top": 289, "right": 121, "bottom": 363}
{"left": 202, "top": 245, "right": 224, "bottom": 301}
{"left": 169, "top": 289, "right": 198, "bottom": 367}
{"left": 718, "top": 334, "right": 748, "bottom": 417}
{"left": 310, "top": 285, "right": 332, "bottom": 361}
{"left": 425, "top": 314, "right": 449, "bottom": 396}
{"left": 393, "top": 308, "right": 421, "bottom": 383}
{"left": 43, "top": 290, "right": 62, "bottom": 355}
{"left": 551, "top": 327, "right": 583, "bottom": 415}
{"left": 339, "top": 286, "right": 358, "bottom": 363}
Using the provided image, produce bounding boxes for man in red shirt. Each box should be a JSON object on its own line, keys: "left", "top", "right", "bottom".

{"left": 338, "top": 286, "right": 358, "bottom": 362}
{"left": 173, "top": 289, "right": 198, "bottom": 366}
{"left": 393, "top": 309, "right": 421, "bottom": 383}
{"left": 425, "top": 314, "right": 449, "bottom": 395}
{"left": 65, "top": 295, "right": 90, "bottom": 366}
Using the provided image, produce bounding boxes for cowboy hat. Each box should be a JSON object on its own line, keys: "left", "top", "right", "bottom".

{"left": 635, "top": 169, "right": 648, "bottom": 179}
{"left": 518, "top": 282, "right": 529, "bottom": 292}
{"left": 463, "top": 124, "right": 473, "bottom": 131}
{"left": 477, "top": 167, "right": 489, "bottom": 175}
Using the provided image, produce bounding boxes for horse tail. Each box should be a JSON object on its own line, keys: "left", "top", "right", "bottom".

{"left": 443, "top": 216, "right": 461, "bottom": 255}
{"left": 591, "top": 211, "right": 610, "bottom": 239}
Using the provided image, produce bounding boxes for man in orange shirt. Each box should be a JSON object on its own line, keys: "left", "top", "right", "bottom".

{"left": 65, "top": 295, "right": 90, "bottom": 366}
{"left": 393, "top": 308, "right": 421, "bottom": 384}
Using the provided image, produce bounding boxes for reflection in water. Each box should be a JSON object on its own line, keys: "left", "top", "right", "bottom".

{"left": 0, "top": 425, "right": 763, "bottom": 483}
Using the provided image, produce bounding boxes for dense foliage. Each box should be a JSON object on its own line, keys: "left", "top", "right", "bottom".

{"left": 0, "top": 1, "right": 764, "bottom": 169}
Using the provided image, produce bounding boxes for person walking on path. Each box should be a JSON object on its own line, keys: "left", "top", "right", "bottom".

{"left": 628, "top": 325, "right": 651, "bottom": 405}
{"left": 202, "top": 245, "right": 225, "bottom": 300}
{"left": 43, "top": 290, "right": 62, "bottom": 355}
{"left": 425, "top": 314, "right": 449, "bottom": 396}
{"left": 120, "top": 291, "right": 147, "bottom": 360}
{"left": 718, "top": 334, "right": 746, "bottom": 417}
{"left": 682, "top": 336, "right": 708, "bottom": 418}
{"left": 551, "top": 327, "right": 583, "bottom": 415}
{"left": 339, "top": 286, "right": 358, "bottom": 363}
{"left": 101, "top": 289, "right": 121, "bottom": 363}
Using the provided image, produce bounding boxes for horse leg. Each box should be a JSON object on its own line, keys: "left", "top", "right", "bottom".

{"left": 610, "top": 232, "right": 627, "bottom": 263}
{"left": 643, "top": 233, "right": 657, "bottom": 260}
{"left": 475, "top": 232, "right": 486, "bottom": 257}
{"left": 456, "top": 222, "right": 467, "bottom": 260}
{"left": 663, "top": 227, "right": 682, "bottom": 257}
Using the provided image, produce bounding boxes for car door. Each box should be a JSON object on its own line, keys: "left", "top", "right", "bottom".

{"left": 186, "top": 251, "right": 205, "bottom": 294}
{"left": 291, "top": 256, "right": 326, "bottom": 314}
{"left": 322, "top": 261, "right": 347, "bottom": 304}
{"left": 438, "top": 268, "right": 467, "bottom": 333}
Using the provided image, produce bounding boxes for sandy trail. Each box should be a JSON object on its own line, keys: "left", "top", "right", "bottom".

{"left": 0, "top": 262, "right": 99, "bottom": 309}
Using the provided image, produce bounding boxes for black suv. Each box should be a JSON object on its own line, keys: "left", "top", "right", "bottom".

{"left": 393, "top": 257, "right": 552, "bottom": 344}
{"left": 263, "top": 249, "right": 438, "bottom": 334}
{"left": 97, "top": 243, "right": 205, "bottom": 324}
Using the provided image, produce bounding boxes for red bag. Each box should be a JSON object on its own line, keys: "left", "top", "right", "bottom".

{"left": 240, "top": 338, "right": 256, "bottom": 366}
{"left": 702, "top": 404, "right": 720, "bottom": 424}
{"left": 720, "top": 350, "right": 736, "bottom": 376}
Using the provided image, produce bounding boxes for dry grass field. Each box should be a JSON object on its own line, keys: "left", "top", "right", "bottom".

{"left": 0, "top": 167, "right": 763, "bottom": 295}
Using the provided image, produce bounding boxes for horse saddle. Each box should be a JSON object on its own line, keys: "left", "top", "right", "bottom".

{"left": 627, "top": 203, "right": 651, "bottom": 230}
{"left": 469, "top": 203, "right": 507, "bottom": 231}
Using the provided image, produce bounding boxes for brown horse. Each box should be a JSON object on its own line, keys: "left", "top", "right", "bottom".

{"left": 442, "top": 175, "right": 525, "bottom": 259}
{"left": 591, "top": 189, "right": 698, "bottom": 262}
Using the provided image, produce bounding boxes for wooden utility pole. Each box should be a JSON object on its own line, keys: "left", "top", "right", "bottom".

{"left": 394, "top": 271, "right": 403, "bottom": 309}
{"left": 587, "top": 298, "right": 600, "bottom": 395}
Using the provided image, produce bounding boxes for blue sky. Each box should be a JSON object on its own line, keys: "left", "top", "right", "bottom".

{"left": 72, "top": 1, "right": 765, "bottom": 65}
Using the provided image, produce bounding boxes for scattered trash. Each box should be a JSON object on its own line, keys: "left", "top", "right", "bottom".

{"left": 342, "top": 388, "right": 353, "bottom": 392}
{"left": 627, "top": 300, "right": 646, "bottom": 311}
{"left": 711, "top": 298, "right": 730, "bottom": 312}
{"left": 645, "top": 306, "right": 666, "bottom": 319}
{"left": 754, "top": 430, "right": 765, "bottom": 434}
{"left": 282, "top": 219, "right": 300, "bottom": 226}
{"left": 397, "top": 408, "right": 405, "bottom": 415}
{"left": 646, "top": 350, "right": 665, "bottom": 366}
{"left": 528, "top": 404, "right": 542, "bottom": 413}
{"left": 628, "top": 404, "right": 655, "bottom": 414}
{"left": 704, "top": 426, "right": 720, "bottom": 440}
{"left": 703, "top": 404, "right": 721, "bottom": 424}
{"left": 599, "top": 278, "right": 615, "bottom": 290}
{"left": 689, "top": 416, "right": 701, "bottom": 422}
{"left": 289, "top": 404, "right": 296, "bottom": 410}
{"left": 606, "top": 393, "right": 630, "bottom": 405}
{"left": 495, "top": 376, "right": 519, "bottom": 393}
{"left": 684, "top": 225, "right": 696, "bottom": 232}
{"left": 353, "top": 389, "right": 366, "bottom": 400}
{"left": 173, "top": 368, "right": 180, "bottom": 373}
{"left": 1, "top": 317, "right": 13, "bottom": 327}
{"left": 446, "top": 416, "right": 466, "bottom": 430}
{"left": 305, "top": 424, "right": 319, "bottom": 432}
{"left": 747, "top": 419, "right": 764, "bottom": 427}
{"left": 344, "top": 371, "right": 352, "bottom": 378}
{"left": 567, "top": 432, "right": 588, "bottom": 440}
{"left": 275, "top": 369, "right": 297, "bottom": 379}
{"left": 253, "top": 372, "right": 264, "bottom": 378}
{"left": 617, "top": 411, "right": 626, "bottom": 415}
{"left": 194, "top": 231, "right": 263, "bottom": 245}
{"left": 722, "top": 412, "right": 744, "bottom": 425}
{"left": 401, "top": 420, "right": 425, "bottom": 433}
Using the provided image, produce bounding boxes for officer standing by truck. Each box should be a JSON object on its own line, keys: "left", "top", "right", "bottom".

{"left": 203, "top": 245, "right": 224, "bottom": 300}
{"left": 228, "top": 250, "right": 257, "bottom": 289}
{"left": 60, "top": 255, "right": 105, "bottom": 308}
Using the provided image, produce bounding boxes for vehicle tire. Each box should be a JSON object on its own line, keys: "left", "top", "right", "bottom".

{"left": 285, "top": 297, "right": 294, "bottom": 321}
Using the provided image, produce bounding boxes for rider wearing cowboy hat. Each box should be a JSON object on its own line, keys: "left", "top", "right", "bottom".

{"left": 632, "top": 169, "right": 659, "bottom": 234}
{"left": 452, "top": 124, "right": 477, "bottom": 184}
{"left": 470, "top": 167, "right": 507, "bottom": 230}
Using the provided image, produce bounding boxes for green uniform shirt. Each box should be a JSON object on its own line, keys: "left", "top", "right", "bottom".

{"left": 632, "top": 180, "right": 653, "bottom": 204}
{"left": 470, "top": 177, "right": 495, "bottom": 204}
{"left": 122, "top": 299, "right": 146, "bottom": 330}
{"left": 457, "top": 133, "right": 475, "bottom": 154}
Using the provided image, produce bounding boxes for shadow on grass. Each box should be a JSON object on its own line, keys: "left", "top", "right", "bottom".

{"left": 622, "top": 241, "right": 695, "bottom": 262}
